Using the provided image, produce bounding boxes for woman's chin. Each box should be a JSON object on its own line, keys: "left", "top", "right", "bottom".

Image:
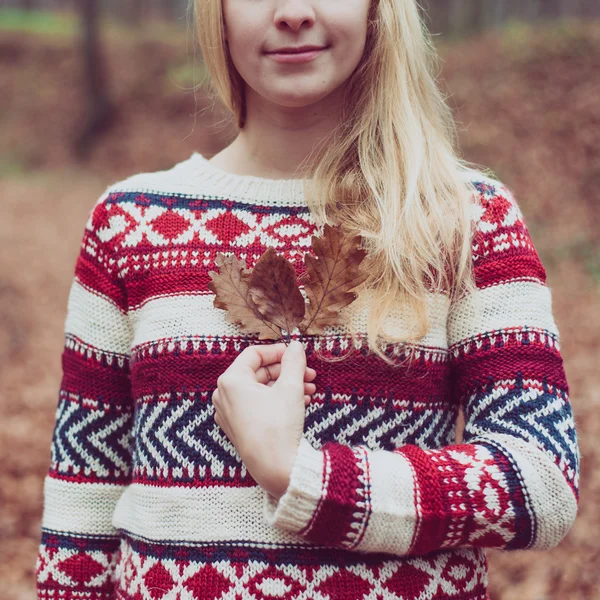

{"left": 251, "top": 78, "right": 338, "bottom": 108}
{"left": 266, "top": 89, "right": 338, "bottom": 109}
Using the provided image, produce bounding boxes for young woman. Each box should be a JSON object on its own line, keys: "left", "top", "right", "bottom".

{"left": 36, "top": 0, "right": 579, "bottom": 598}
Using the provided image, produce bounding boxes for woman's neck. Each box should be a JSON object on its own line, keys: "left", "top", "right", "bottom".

{"left": 210, "top": 85, "right": 345, "bottom": 181}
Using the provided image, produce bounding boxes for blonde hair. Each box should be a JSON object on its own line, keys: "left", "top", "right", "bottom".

{"left": 193, "top": 0, "right": 494, "bottom": 366}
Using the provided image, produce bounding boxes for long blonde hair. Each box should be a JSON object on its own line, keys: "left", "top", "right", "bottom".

{"left": 193, "top": 0, "right": 494, "bottom": 365}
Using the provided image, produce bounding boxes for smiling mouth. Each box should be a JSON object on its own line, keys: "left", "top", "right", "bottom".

{"left": 266, "top": 45, "right": 329, "bottom": 54}
{"left": 265, "top": 46, "right": 329, "bottom": 64}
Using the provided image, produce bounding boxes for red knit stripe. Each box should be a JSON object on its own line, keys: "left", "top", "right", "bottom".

{"left": 127, "top": 270, "right": 212, "bottom": 309}
{"left": 400, "top": 445, "right": 450, "bottom": 555}
{"left": 473, "top": 243, "right": 547, "bottom": 288}
{"left": 449, "top": 342, "right": 568, "bottom": 402}
{"left": 130, "top": 350, "right": 451, "bottom": 405}
{"left": 75, "top": 256, "right": 128, "bottom": 312}
{"left": 301, "top": 443, "right": 361, "bottom": 547}
{"left": 61, "top": 349, "right": 131, "bottom": 404}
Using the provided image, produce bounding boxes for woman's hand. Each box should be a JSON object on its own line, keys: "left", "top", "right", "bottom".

{"left": 211, "top": 340, "right": 316, "bottom": 499}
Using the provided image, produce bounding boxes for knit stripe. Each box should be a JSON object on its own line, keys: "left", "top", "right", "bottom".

{"left": 75, "top": 257, "right": 128, "bottom": 312}
{"left": 449, "top": 340, "right": 568, "bottom": 403}
{"left": 112, "top": 535, "right": 489, "bottom": 600}
{"left": 65, "top": 280, "right": 130, "bottom": 356}
{"left": 37, "top": 531, "right": 120, "bottom": 600}
{"left": 61, "top": 346, "right": 131, "bottom": 400}
{"left": 401, "top": 445, "right": 454, "bottom": 554}
{"left": 65, "top": 333, "right": 129, "bottom": 367}
{"left": 42, "top": 478, "right": 126, "bottom": 535}
{"left": 447, "top": 280, "right": 559, "bottom": 342}
{"left": 298, "top": 442, "right": 364, "bottom": 546}
{"left": 105, "top": 189, "right": 310, "bottom": 213}
{"left": 474, "top": 252, "right": 547, "bottom": 288}
{"left": 129, "top": 348, "right": 451, "bottom": 404}
{"left": 127, "top": 290, "right": 450, "bottom": 349}
{"left": 351, "top": 448, "right": 416, "bottom": 555}
{"left": 112, "top": 481, "right": 321, "bottom": 545}
{"left": 127, "top": 270, "right": 213, "bottom": 309}
{"left": 129, "top": 397, "right": 456, "bottom": 486}
{"left": 125, "top": 281, "right": 557, "bottom": 357}
{"left": 48, "top": 393, "right": 133, "bottom": 484}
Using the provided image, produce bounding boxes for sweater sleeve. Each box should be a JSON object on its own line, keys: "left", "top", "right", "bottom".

{"left": 36, "top": 191, "right": 133, "bottom": 599}
{"left": 262, "top": 179, "right": 580, "bottom": 556}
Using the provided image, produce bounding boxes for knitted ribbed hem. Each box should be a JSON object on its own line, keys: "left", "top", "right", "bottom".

{"left": 262, "top": 436, "right": 324, "bottom": 534}
{"left": 187, "top": 153, "right": 312, "bottom": 207}
{"left": 104, "top": 152, "right": 313, "bottom": 207}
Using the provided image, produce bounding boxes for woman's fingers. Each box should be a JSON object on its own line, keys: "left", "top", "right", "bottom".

{"left": 231, "top": 342, "right": 317, "bottom": 377}
{"left": 230, "top": 343, "right": 288, "bottom": 372}
{"left": 255, "top": 363, "right": 317, "bottom": 385}
{"left": 255, "top": 363, "right": 279, "bottom": 384}
{"left": 265, "top": 380, "right": 316, "bottom": 395}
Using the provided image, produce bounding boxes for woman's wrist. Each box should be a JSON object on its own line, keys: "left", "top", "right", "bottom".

{"left": 253, "top": 443, "right": 299, "bottom": 500}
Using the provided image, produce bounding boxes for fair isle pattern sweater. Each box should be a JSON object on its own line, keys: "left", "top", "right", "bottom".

{"left": 36, "top": 153, "right": 579, "bottom": 600}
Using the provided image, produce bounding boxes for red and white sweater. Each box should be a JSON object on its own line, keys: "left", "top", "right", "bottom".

{"left": 36, "top": 153, "right": 579, "bottom": 600}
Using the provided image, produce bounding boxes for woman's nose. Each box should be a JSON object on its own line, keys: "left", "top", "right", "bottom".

{"left": 273, "top": 0, "right": 316, "bottom": 32}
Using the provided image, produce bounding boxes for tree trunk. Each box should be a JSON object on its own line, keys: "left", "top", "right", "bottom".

{"left": 74, "top": 0, "right": 114, "bottom": 159}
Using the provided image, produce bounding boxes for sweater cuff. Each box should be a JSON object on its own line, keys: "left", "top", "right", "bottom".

{"left": 262, "top": 436, "right": 324, "bottom": 534}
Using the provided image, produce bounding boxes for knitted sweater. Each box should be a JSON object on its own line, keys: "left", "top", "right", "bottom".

{"left": 36, "top": 153, "right": 580, "bottom": 600}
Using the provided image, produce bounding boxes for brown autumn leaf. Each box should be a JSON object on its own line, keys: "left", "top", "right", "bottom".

{"left": 207, "top": 224, "right": 368, "bottom": 341}
{"left": 248, "top": 247, "right": 306, "bottom": 335}
{"left": 299, "top": 223, "right": 369, "bottom": 335}
{"left": 206, "top": 253, "right": 282, "bottom": 340}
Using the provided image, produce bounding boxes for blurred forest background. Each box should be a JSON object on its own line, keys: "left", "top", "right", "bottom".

{"left": 0, "top": 1, "right": 599, "bottom": 599}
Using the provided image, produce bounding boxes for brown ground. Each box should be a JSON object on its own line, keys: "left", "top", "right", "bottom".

{"left": 0, "top": 17, "right": 599, "bottom": 600}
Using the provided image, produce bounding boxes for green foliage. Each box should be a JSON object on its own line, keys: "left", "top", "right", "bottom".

{"left": 0, "top": 8, "right": 76, "bottom": 37}
{"left": 0, "top": 8, "right": 194, "bottom": 47}
{"left": 167, "top": 60, "right": 210, "bottom": 91}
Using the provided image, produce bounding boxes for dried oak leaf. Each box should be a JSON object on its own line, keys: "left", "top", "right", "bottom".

{"left": 298, "top": 223, "right": 369, "bottom": 335}
{"left": 206, "top": 253, "right": 282, "bottom": 340}
{"left": 248, "top": 247, "right": 306, "bottom": 335}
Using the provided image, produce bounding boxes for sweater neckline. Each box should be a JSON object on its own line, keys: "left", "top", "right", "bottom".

{"left": 187, "top": 152, "right": 312, "bottom": 207}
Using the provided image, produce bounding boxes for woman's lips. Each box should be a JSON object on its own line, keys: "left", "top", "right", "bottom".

{"left": 266, "top": 47, "right": 328, "bottom": 64}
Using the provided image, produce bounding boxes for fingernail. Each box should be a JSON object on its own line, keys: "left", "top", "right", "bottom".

{"left": 290, "top": 340, "right": 303, "bottom": 351}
